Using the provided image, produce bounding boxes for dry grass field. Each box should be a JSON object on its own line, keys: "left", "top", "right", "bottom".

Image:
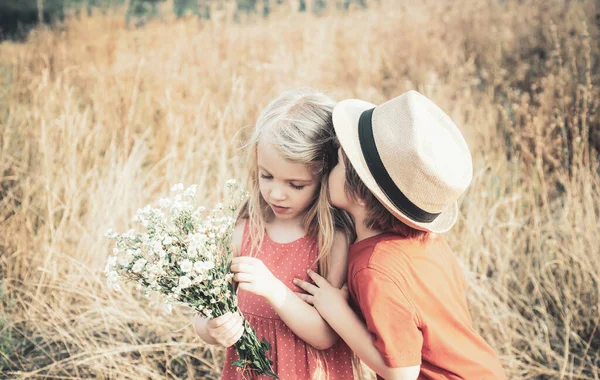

{"left": 0, "top": 0, "right": 599, "bottom": 378}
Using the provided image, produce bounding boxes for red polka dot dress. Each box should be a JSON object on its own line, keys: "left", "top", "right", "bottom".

{"left": 221, "top": 223, "right": 355, "bottom": 380}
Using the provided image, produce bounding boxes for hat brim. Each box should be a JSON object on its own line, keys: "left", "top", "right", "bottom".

{"left": 332, "top": 99, "right": 458, "bottom": 233}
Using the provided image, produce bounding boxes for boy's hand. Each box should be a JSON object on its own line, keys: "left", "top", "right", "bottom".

{"left": 293, "top": 269, "right": 349, "bottom": 320}
{"left": 204, "top": 312, "right": 244, "bottom": 347}
{"left": 231, "top": 257, "right": 284, "bottom": 305}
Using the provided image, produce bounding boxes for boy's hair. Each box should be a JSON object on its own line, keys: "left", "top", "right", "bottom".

{"left": 237, "top": 90, "right": 354, "bottom": 278}
{"left": 339, "top": 146, "right": 429, "bottom": 240}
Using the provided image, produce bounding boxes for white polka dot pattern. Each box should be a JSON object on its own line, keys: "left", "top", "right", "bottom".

{"left": 220, "top": 224, "right": 355, "bottom": 380}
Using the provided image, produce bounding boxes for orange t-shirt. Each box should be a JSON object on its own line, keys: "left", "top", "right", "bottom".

{"left": 347, "top": 233, "right": 506, "bottom": 380}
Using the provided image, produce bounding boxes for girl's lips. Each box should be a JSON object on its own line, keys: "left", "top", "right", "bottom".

{"left": 270, "top": 204, "right": 289, "bottom": 213}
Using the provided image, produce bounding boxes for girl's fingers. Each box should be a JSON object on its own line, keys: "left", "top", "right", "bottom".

{"left": 219, "top": 314, "right": 243, "bottom": 340}
{"left": 293, "top": 278, "right": 318, "bottom": 294}
{"left": 231, "top": 257, "right": 259, "bottom": 266}
{"left": 295, "top": 292, "right": 314, "bottom": 305}
{"left": 225, "top": 322, "right": 245, "bottom": 347}
{"left": 233, "top": 273, "right": 253, "bottom": 283}
{"left": 237, "top": 283, "right": 252, "bottom": 293}
{"left": 207, "top": 312, "right": 233, "bottom": 329}
{"left": 213, "top": 314, "right": 238, "bottom": 336}
{"left": 307, "top": 269, "right": 330, "bottom": 288}
{"left": 230, "top": 263, "right": 253, "bottom": 273}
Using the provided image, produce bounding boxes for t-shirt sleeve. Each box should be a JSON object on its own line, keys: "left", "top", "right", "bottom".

{"left": 353, "top": 267, "right": 423, "bottom": 367}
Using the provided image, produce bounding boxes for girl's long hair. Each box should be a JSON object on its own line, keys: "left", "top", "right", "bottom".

{"left": 236, "top": 89, "right": 355, "bottom": 280}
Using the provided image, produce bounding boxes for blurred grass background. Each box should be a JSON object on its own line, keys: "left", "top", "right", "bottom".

{"left": 0, "top": 0, "right": 599, "bottom": 378}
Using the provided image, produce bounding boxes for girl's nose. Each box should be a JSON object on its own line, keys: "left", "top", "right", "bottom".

{"left": 270, "top": 186, "right": 286, "bottom": 201}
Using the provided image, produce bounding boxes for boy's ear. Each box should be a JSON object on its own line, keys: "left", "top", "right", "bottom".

{"left": 356, "top": 197, "right": 367, "bottom": 207}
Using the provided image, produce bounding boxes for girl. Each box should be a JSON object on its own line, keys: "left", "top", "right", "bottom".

{"left": 194, "top": 90, "right": 356, "bottom": 379}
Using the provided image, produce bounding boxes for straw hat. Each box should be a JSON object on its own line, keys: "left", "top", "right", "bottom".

{"left": 332, "top": 91, "right": 473, "bottom": 233}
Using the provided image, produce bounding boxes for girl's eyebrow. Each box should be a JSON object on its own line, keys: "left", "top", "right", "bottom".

{"left": 258, "top": 165, "right": 313, "bottom": 183}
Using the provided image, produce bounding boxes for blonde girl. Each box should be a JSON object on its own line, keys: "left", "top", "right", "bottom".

{"left": 195, "top": 90, "right": 356, "bottom": 379}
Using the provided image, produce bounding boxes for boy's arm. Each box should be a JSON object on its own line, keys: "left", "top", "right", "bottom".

{"left": 265, "top": 277, "right": 340, "bottom": 350}
{"left": 295, "top": 266, "right": 422, "bottom": 379}
{"left": 323, "top": 298, "right": 420, "bottom": 379}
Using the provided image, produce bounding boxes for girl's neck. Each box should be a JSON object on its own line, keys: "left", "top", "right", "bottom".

{"left": 265, "top": 214, "right": 307, "bottom": 244}
{"left": 269, "top": 215, "right": 303, "bottom": 229}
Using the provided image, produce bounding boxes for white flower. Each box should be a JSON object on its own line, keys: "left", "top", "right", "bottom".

{"left": 171, "top": 183, "right": 184, "bottom": 192}
{"left": 226, "top": 179, "right": 236, "bottom": 188}
{"left": 132, "top": 258, "right": 147, "bottom": 273}
{"left": 163, "top": 236, "right": 173, "bottom": 246}
{"left": 106, "top": 270, "right": 118, "bottom": 282}
{"left": 179, "top": 276, "right": 192, "bottom": 289}
{"left": 193, "top": 274, "right": 205, "bottom": 284}
{"left": 193, "top": 261, "right": 215, "bottom": 273}
{"left": 165, "top": 303, "right": 173, "bottom": 314}
{"left": 118, "top": 250, "right": 134, "bottom": 266}
{"left": 107, "top": 255, "right": 117, "bottom": 267}
{"left": 104, "top": 228, "right": 114, "bottom": 237}
{"left": 215, "top": 203, "right": 223, "bottom": 210}
{"left": 179, "top": 259, "right": 193, "bottom": 273}
{"left": 158, "top": 198, "right": 171, "bottom": 208}
{"left": 184, "top": 185, "right": 198, "bottom": 197}
{"left": 170, "top": 201, "right": 184, "bottom": 213}
{"left": 186, "top": 247, "right": 197, "bottom": 258}
{"left": 105, "top": 271, "right": 121, "bottom": 291}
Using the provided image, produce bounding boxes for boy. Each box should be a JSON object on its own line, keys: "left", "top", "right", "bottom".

{"left": 294, "top": 91, "right": 506, "bottom": 379}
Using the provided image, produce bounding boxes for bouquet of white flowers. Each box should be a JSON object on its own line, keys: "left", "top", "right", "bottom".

{"left": 104, "top": 181, "right": 278, "bottom": 379}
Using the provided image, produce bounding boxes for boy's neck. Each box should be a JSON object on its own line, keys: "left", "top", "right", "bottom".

{"left": 351, "top": 208, "right": 384, "bottom": 244}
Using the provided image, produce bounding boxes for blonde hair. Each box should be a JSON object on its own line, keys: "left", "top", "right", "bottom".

{"left": 237, "top": 89, "right": 354, "bottom": 279}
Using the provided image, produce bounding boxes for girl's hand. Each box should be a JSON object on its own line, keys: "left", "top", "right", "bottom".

{"left": 204, "top": 312, "right": 244, "bottom": 347}
{"left": 293, "top": 269, "right": 350, "bottom": 321}
{"left": 231, "top": 257, "right": 283, "bottom": 304}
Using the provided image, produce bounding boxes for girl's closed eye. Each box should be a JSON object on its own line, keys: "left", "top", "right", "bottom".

{"left": 260, "top": 172, "right": 305, "bottom": 190}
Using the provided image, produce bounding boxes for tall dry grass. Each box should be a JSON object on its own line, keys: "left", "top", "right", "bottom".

{"left": 0, "top": 0, "right": 599, "bottom": 378}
